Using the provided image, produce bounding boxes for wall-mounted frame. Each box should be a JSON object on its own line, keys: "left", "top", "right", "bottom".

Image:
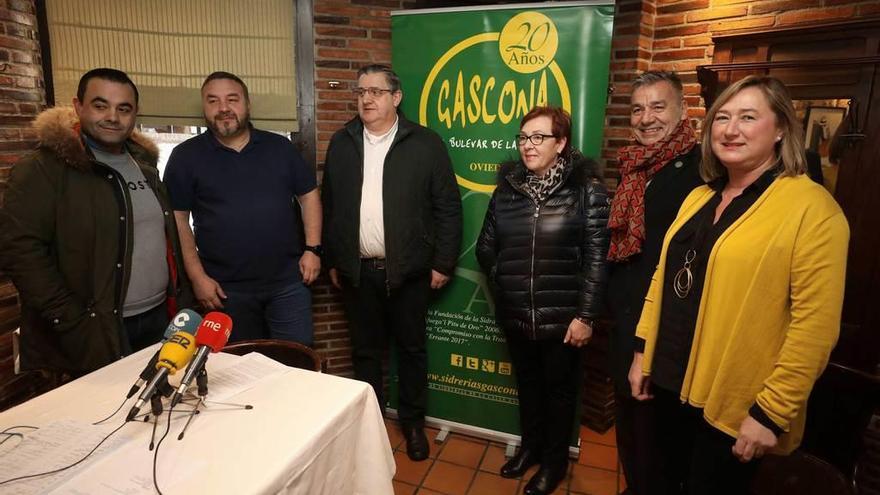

{"left": 804, "top": 105, "right": 846, "bottom": 166}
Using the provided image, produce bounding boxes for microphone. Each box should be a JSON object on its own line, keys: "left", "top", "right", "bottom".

{"left": 170, "top": 312, "right": 232, "bottom": 407}
{"left": 126, "top": 331, "right": 197, "bottom": 421}
{"left": 126, "top": 309, "right": 203, "bottom": 399}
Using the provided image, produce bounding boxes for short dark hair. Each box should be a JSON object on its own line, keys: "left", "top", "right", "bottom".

{"left": 201, "top": 71, "right": 250, "bottom": 101}
{"left": 632, "top": 70, "right": 684, "bottom": 101}
{"left": 356, "top": 64, "right": 401, "bottom": 92}
{"left": 77, "top": 68, "right": 139, "bottom": 104}
{"left": 520, "top": 106, "right": 573, "bottom": 157}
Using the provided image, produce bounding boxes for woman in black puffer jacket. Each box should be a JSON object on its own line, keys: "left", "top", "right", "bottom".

{"left": 477, "top": 106, "right": 610, "bottom": 495}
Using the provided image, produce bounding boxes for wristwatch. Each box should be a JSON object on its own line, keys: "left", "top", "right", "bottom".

{"left": 304, "top": 245, "right": 323, "bottom": 257}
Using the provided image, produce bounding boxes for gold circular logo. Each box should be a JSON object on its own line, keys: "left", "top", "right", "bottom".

{"left": 498, "top": 12, "right": 558, "bottom": 74}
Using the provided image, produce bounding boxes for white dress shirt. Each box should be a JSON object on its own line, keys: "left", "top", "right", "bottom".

{"left": 359, "top": 117, "right": 398, "bottom": 258}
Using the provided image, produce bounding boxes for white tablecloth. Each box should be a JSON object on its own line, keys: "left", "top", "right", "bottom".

{"left": 0, "top": 346, "right": 395, "bottom": 494}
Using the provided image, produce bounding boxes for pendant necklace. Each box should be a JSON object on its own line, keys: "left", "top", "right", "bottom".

{"left": 674, "top": 249, "right": 696, "bottom": 298}
{"left": 673, "top": 205, "right": 714, "bottom": 299}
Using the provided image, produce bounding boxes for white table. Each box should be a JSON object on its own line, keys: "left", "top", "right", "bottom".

{"left": 0, "top": 346, "right": 395, "bottom": 494}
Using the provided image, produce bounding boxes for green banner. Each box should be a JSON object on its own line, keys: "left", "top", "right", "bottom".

{"left": 391, "top": 3, "right": 613, "bottom": 438}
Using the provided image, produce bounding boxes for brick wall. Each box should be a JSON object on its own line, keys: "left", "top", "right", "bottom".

{"left": 0, "top": 0, "right": 41, "bottom": 204}
{"left": 311, "top": 0, "right": 418, "bottom": 376}
{"left": 601, "top": 0, "right": 877, "bottom": 183}
{"left": 0, "top": 0, "right": 47, "bottom": 410}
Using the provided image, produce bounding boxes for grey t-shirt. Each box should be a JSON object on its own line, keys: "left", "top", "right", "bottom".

{"left": 91, "top": 147, "right": 169, "bottom": 317}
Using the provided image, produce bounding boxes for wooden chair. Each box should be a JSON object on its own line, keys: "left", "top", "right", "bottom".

{"left": 221, "top": 339, "right": 324, "bottom": 372}
{"left": 750, "top": 451, "right": 855, "bottom": 495}
{"left": 801, "top": 362, "right": 880, "bottom": 484}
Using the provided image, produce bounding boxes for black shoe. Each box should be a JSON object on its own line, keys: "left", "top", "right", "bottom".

{"left": 402, "top": 424, "right": 429, "bottom": 461}
{"left": 500, "top": 448, "right": 540, "bottom": 478}
{"left": 523, "top": 463, "right": 568, "bottom": 495}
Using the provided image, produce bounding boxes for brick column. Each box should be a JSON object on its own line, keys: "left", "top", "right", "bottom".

{"left": 0, "top": 0, "right": 47, "bottom": 410}
{"left": 312, "top": 0, "right": 415, "bottom": 376}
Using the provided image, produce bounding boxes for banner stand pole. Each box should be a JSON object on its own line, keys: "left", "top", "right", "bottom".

{"left": 386, "top": 408, "right": 580, "bottom": 459}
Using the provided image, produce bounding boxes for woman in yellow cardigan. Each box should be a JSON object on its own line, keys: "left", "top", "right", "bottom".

{"left": 627, "top": 75, "right": 849, "bottom": 494}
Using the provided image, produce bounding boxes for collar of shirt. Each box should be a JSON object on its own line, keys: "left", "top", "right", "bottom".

{"left": 82, "top": 132, "right": 129, "bottom": 156}
{"left": 363, "top": 117, "right": 398, "bottom": 146}
{"left": 709, "top": 165, "right": 779, "bottom": 195}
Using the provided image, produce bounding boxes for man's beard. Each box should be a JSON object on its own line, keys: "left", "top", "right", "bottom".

{"left": 208, "top": 111, "right": 249, "bottom": 137}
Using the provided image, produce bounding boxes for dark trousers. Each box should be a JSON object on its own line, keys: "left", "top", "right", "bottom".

{"left": 223, "top": 279, "right": 314, "bottom": 346}
{"left": 340, "top": 261, "right": 430, "bottom": 426}
{"left": 122, "top": 301, "right": 169, "bottom": 355}
{"left": 506, "top": 333, "right": 581, "bottom": 467}
{"left": 652, "top": 386, "right": 760, "bottom": 495}
{"left": 615, "top": 393, "right": 663, "bottom": 495}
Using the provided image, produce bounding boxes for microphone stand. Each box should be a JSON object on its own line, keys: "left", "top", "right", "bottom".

{"left": 150, "top": 390, "right": 164, "bottom": 417}
{"left": 202, "top": 400, "right": 254, "bottom": 410}
{"left": 197, "top": 366, "right": 208, "bottom": 397}
{"left": 138, "top": 375, "right": 199, "bottom": 450}
{"left": 175, "top": 367, "right": 253, "bottom": 441}
{"left": 146, "top": 375, "right": 168, "bottom": 451}
{"left": 177, "top": 368, "right": 209, "bottom": 441}
{"left": 149, "top": 395, "right": 162, "bottom": 451}
{"left": 158, "top": 376, "right": 176, "bottom": 398}
{"left": 177, "top": 398, "right": 203, "bottom": 441}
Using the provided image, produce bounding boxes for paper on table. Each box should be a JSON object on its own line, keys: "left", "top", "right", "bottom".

{"left": 56, "top": 473, "right": 155, "bottom": 494}
{"left": 51, "top": 439, "right": 207, "bottom": 495}
{"left": 193, "top": 352, "right": 291, "bottom": 403}
{"left": 0, "top": 419, "right": 131, "bottom": 494}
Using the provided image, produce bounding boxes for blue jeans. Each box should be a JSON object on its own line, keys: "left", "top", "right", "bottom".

{"left": 122, "top": 301, "right": 169, "bottom": 355}
{"left": 222, "top": 280, "right": 314, "bottom": 346}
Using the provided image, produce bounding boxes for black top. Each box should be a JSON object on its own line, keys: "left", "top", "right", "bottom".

{"left": 650, "top": 168, "right": 777, "bottom": 393}
{"left": 164, "top": 127, "right": 317, "bottom": 290}
{"left": 606, "top": 146, "right": 703, "bottom": 393}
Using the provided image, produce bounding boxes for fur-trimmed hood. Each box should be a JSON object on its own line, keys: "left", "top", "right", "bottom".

{"left": 32, "top": 106, "right": 159, "bottom": 172}
{"left": 498, "top": 150, "right": 602, "bottom": 188}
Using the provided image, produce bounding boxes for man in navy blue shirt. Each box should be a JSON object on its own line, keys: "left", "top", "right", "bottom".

{"left": 164, "top": 72, "right": 321, "bottom": 345}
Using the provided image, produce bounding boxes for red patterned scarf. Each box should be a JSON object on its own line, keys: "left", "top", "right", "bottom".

{"left": 607, "top": 120, "right": 697, "bottom": 261}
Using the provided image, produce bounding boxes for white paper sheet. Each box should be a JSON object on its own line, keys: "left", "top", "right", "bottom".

{"left": 0, "top": 420, "right": 131, "bottom": 494}
{"left": 189, "top": 351, "right": 291, "bottom": 403}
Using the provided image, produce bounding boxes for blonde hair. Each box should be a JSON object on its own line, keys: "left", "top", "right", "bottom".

{"left": 700, "top": 75, "right": 806, "bottom": 182}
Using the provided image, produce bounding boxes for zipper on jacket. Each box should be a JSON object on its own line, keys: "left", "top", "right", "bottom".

{"left": 145, "top": 167, "right": 181, "bottom": 299}
{"left": 91, "top": 162, "right": 130, "bottom": 359}
{"left": 505, "top": 167, "right": 567, "bottom": 339}
{"left": 102, "top": 166, "right": 131, "bottom": 319}
{"left": 529, "top": 203, "right": 540, "bottom": 339}
{"left": 377, "top": 127, "right": 404, "bottom": 292}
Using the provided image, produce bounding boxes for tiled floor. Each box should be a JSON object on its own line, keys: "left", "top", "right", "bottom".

{"left": 386, "top": 419, "right": 626, "bottom": 495}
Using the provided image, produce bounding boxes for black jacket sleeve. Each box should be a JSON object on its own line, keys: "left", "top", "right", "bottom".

{"left": 476, "top": 191, "right": 498, "bottom": 274}
{"left": 429, "top": 136, "right": 463, "bottom": 276}
{"left": 0, "top": 156, "right": 86, "bottom": 330}
{"left": 578, "top": 180, "right": 611, "bottom": 320}
{"left": 320, "top": 138, "right": 337, "bottom": 270}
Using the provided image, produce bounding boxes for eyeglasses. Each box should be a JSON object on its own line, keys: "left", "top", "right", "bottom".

{"left": 352, "top": 87, "right": 395, "bottom": 98}
{"left": 515, "top": 133, "right": 556, "bottom": 146}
